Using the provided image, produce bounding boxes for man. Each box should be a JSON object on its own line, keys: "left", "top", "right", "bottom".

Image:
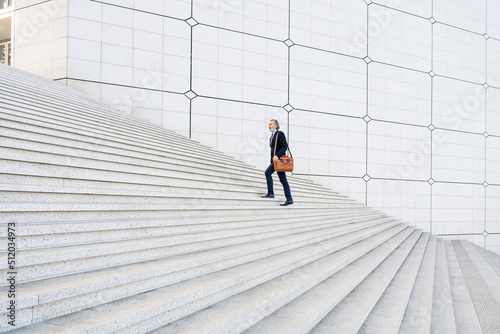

{"left": 261, "top": 119, "right": 294, "bottom": 206}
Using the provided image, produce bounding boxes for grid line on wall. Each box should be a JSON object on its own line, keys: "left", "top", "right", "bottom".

{"left": 52, "top": 0, "right": 500, "bottom": 251}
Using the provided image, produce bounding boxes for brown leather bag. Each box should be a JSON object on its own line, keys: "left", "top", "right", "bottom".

{"left": 273, "top": 132, "right": 294, "bottom": 172}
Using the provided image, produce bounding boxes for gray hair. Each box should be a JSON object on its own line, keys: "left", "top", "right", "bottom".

{"left": 270, "top": 119, "right": 280, "bottom": 130}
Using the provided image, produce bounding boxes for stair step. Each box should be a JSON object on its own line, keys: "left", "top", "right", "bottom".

{"left": 1, "top": 188, "right": 343, "bottom": 209}
{"left": 0, "top": 173, "right": 341, "bottom": 204}
{"left": 1, "top": 201, "right": 365, "bottom": 215}
{"left": 0, "top": 65, "right": 318, "bottom": 177}
{"left": 247, "top": 227, "right": 419, "bottom": 334}
{"left": 0, "top": 145, "right": 271, "bottom": 194}
{"left": 451, "top": 240, "right": 500, "bottom": 333}
{"left": 0, "top": 125, "right": 339, "bottom": 197}
{"left": 472, "top": 244, "right": 500, "bottom": 277}
{"left": 14, "top": 209, "right": 377, "bottom": 235}
{"left": 14, "top": 212, "right": 384, "bottom": 249}
{"left": 0, "top": 129, "right": 263, "bottom": 185}
{"left": 399, "top": 235, "right": 437, "bottom": 334}
{"left": 0, "top": 176, "right": 346, "bottom": 206}
{"left": 0, "top": 80, "right": 220, "bottom": 154}
{"left": 0, "top": 119, "right": 257, "bottom": 180}
{"left": 430, "top": 238, "right": 457, "bottom": 333}
{"left": 353, "top": 231, "right": 429, "bottom": 333}
{"left": 0, "top": 115, "right": 250, "bottom": 188}
{"left": 0, "top": 106, "right": 329, "bottom": 194}
{"left": 1, "top": 204, "right": 369, "bottom": 225}
{"left": 460, "top": 241, "right": 500, "bottom": 302}
{"left": 309, "top": 230, "right": 423, "bottom": 334}
{"left": 7, "top": 222, "right": 404, "bottom": 332}
{"left": 5, "top": 217, "right": 395, "bottom": 283}
{"left": 150, "top": 224, "right": 408, "bottom": 334}
{"left": 0, "top": 220, "right": 392, "bottom": 327}
{"left": 445, "top": 240, "right": 482, "bottom": 333}
{"left": 0, "top": 95, "right": 235, "bottom": 163}
{"left": 0, "top": 122, "right": 328, "bottom": 187}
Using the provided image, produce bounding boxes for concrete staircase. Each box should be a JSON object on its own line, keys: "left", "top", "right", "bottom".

{"left": 0, "top": 63, "right": 499, "bottom": 333}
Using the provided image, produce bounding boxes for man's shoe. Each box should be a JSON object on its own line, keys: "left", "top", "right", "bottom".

{"left": 280, "top": 201, "right": 294, "bottom": 206}
{"left": 261, "top": 194, "right": 274, "bottom": 198}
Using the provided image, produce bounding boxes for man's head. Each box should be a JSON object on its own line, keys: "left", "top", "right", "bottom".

{"left": 268, "top": 119, "right": 280, "bottom": 132}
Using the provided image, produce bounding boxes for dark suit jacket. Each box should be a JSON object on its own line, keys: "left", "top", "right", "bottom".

{"left": 270, "top": 130, "right": 288, "bottom": 163}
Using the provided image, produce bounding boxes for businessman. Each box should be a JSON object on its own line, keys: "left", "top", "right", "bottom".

{"left": 261, "top": 119, "right": 293, "bottom": 206}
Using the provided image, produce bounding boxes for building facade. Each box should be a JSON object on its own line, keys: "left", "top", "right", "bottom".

{"left": 0, "top": 0, "right": 12, "bottom": 65}
{"left": 3, "top": 0, "right": 500, "bottom": 253}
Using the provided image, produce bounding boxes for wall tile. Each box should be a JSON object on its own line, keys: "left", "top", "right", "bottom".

{"left": 432, "top": 129, "right": 485, "bottom": 183}
{"left": 101, "top": 63, "right": 133, "bottom": 85}
{"left": 368, "top": 62, "right": 431, "bottom": 126}
{"left": 374, "top": 0, "right": 432, "bottom": 18}
{"left": 193, "top": 0, "right": 288, "bottom": 40}
{"left": 486, "top": 88, "right": 500, "bottom": 136}
{"left": 53, "top": 17, "right": 68, "bottom": 40}
{"left": 102, "top": 43, "right": 133, "bottom": 67}
{"left": 485, "top": 234, "right": 500, "bottom": 256}
{"left": 192, "top": 25, "right": 288, "bottom": 106}
{"left": 433, "top": 23, "right": 486, "bottom": 83}
{"left": 100, "top": 0, "right": 133, "bottom": 8}
{"left": 290, "top": 46, "right": 366, "bottom": 117}
{"left": 486, "top": 136, "right": 500, "bottom": 185}
{"left": 51, "top": 57, "right": 67, "bottom": 79}
{"left": 134, "top": 10, "right": 163, "bottom": 33}
{"left": 487, "top": 0, "right": 500, "bottom": 39}
{"left": 102, "top": 4, "right": 133, "bottom": 28}
{"left": 134, "top": 30, "right": 163, "bottom": 53}
{"left": 487, "top": 38, "right": 500, "bottom": 87}
{"left": 160, "top": 19, "right": 191, "bottom": 93}
{"left": 368, "top": 5, "right": 432, "bottom": 71}
{"left": 163, "top": 0, "right": 191, "bottom": 19}
{"left": 432, "top": 77, "right": 486, "bottom": 134}
{"left": 290, "top": 0, "right": 367, "bottom": 58}
{"left": 314, "top": 177, "right": 367, "bottom": 205}
{"left": 434, "top": 0, "right": 486, "bottom": 34}
{"left": 102, "top": 24, "right": 133, "bottom": 48}
{"left": 134, "top": 0, "right": 162, "bottom": 15}
{"left": 368, "top": 121, "right": 431, "bottom": 181}
{"left": 133, "top": 49, "right": 162, "bottom": 72}
{"left": 69, "top": 0, "right": 101, "bottom": 22}
{"left": 486, "top": 185, "right": 500, "bottom": 235}
{"left": 432, "top": 183, "right": 485, "bottom": 235}
{"left": 68, "top": 38, "right": 100, "bottom": 62}
{"left": 68, "top": 18, "right": 101, "bottom": 41}
{"left": 67, "top": 58, "right": 101, "bottom": 81}
{"left": 367, "top": 179, "right": 431, "bottom": 230}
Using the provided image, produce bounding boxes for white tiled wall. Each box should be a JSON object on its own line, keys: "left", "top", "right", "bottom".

{"left": 12, "top": 0, "right": 68, "bottom": 79}
{"left": 368, "top": 5, "right": 432, "bottom": 72}
{"left": 11, "top": 0, "right": 500, "bottom": 253}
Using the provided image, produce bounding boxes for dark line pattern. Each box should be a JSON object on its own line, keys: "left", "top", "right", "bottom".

{"left": 26, "top": 0, "right": 499, "bottom": 245}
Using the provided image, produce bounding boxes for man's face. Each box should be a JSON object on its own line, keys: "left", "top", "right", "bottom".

{"left": 268, "top": 120, "right": 276, "bottom": 132}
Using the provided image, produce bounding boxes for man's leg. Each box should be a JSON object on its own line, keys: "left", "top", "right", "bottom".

{"left": 277, "top": 171, "right": 293, "bottom": 202}
{"left": 265, "top": 163, "right": 275, "bottom": 195}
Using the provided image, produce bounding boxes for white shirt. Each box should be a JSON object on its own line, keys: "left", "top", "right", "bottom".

{"left": 270, "top": 129, "right": 278, "bottom": 147}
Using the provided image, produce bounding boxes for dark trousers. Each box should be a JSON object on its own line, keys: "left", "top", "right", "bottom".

{"left": 265, "top": 163, "right": 293, "bottom": 202}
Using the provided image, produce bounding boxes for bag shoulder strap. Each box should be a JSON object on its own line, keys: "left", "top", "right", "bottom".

{"left": 273, "top": 131, "right": 278, "bottom": 156}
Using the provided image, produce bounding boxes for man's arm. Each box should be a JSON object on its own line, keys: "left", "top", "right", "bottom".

{"left": 274, "top": 131, "right": 288, "bottom": 158}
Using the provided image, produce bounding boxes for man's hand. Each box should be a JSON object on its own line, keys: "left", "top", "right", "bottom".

{"left": 273, "top": 155, "right": 279, "bottom": 163}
